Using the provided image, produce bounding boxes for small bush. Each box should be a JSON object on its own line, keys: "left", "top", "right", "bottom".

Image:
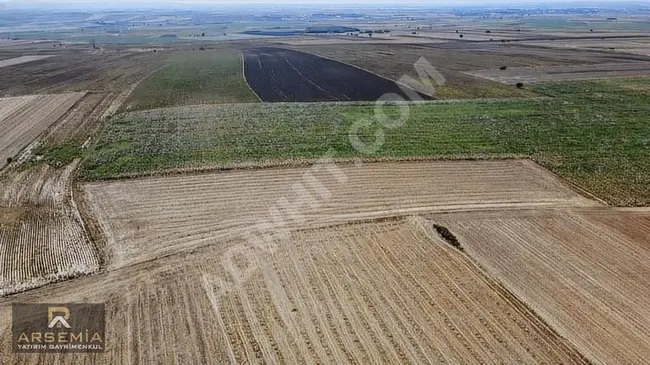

{"left": 485, "top": 30, "right": 491, "bottom": 33}
{"left": 433, "top": 224, "right": 463, "bottom": 251}
{"left": 499, "top": 66, "right": 507, "bottom": 70}
{"left": 459, "top": 34, "right": 463, "bottom": 38}
{"left": 516, "top": 82, "right": 524, "bottom": 89}
{"left": 6, "top": 157, "right": 12, "bottom": 165}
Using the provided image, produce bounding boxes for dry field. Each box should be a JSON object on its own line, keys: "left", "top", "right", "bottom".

{"left": 0, "top": 162, "right": 99, "bottom": 296}
{"left": 0, "top": 159, "right": 601, "bottom": 364}
{"left": 0, "top": 49, "right": 164, "bottom": 96}
{"left": 431, "top": 208, "right": 650, "bottom": 365}
{"left": 0, "top": 55, "right": 54, "bottom": 69}
{"left": 399, "top": 31, "right": 516, "bottom": 41}
{"left": 520, "top": 38, "right": 650, "bottom": 56}
{"left": 465, "top": 61, "right": 650, "bottom": 84}
{"left": 286, "top": 41, "right": 645, "bottom": 98}
{"left": 82, "top": 160, "right": 598, "bottom": 269}
{"left": 277, "top": 35, "right": 450, "bottom": 45}
{"left": 0, "top": 92, "right": 85, "bottom": 169}
{"left": 0, "top": 220, "right": 590, "bottom": 364}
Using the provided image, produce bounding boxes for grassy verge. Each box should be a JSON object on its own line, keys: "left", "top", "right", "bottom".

{"left": 121, "top": 48, "right": 258, "bottom": 112}
{"left": 82, "top": 78, "right": 650, "bottom": 206}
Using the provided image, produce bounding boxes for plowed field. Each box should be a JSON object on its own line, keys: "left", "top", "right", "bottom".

{"left": 431, "top": 208, "right": 650, "bottom": 365}
{"left": 0, "top": 92, "right": 85, "bottom": 169}
{"left": 0, "top": 218, "right": 589, "bottom": 364}
{"left": 82, "top": 160, "right": 598, "bottom": 269}
{"left": 243, "top": 47, "right": 430, "bottom": 102}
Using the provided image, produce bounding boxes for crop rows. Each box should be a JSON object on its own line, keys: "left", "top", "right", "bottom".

{"left": 82, "top": 77, "right": 650, "bottom": 205}
{"left": 0, "top": 163, "right": 99, "bottom": 296}
{"left": 82, "top": 160, "right": 597, "bottom": 270}
{"left": 1, "top": 219, "right": 589, "bottom": 364}
{"left": 433, "top": 209, "right": 650, "bottom": 365}
{"left": 0, "top": 92, "right": 85, "bottom": 169}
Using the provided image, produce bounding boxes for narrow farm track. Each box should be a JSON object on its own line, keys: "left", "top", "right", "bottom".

{"left": 82, "top": 160, "right": 599, "bottom": 270}
{"left": 242, "top": 47, "right": 431, "bottom": 102}
{"left": 432, "top": 209, "right": 650, "bottom": 365}
{"left": 0, "top": 219, "right": 590, "bottom": 364}
{"left": 0, "top": 92, "right": 85, "bottom": 170}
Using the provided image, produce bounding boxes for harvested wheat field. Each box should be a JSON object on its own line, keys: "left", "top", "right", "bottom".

{"left": 0, "top": 162, "right": 99, "bottom": 296}
{"left": 431, "top": 208, "right": 650, "bottom": 365}
{"left": 0, "top": 159, "right": 626, "bottom": 364}
{"left": 466, "top": 62, "right": 650, "bottom": 84}
{"left": 0, "top": 218, "right": 589, "bottom": 364}
{"left": 0, "top": 55, "right": 54, "bottom": 69}
{"left": 0, "top": 92, "right": 85, "bottom": 169}
{"left": 82, "top": 160, "right": 599, "bottom": 269}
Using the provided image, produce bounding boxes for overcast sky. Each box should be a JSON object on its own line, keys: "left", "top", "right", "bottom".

{"left": 0, "top": 0, "right": 641, "bottom": 4}
{"left": 0, "top": 0, "right": 645, "bottom": 9}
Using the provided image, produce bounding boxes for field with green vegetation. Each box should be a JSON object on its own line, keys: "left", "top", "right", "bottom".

{"left": 121, "top": 48, "right": 259, "bottom": 112}
{"left": 81, "top": 78, "right": 650, "bottom": 206}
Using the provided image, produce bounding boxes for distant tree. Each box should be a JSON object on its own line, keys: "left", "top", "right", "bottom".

{"left": 516, "top": 82, "right": 524, "bottom": 89}
{"left": 199, "top": 46, "right": 206, "bottom": 50}
{"left": 499, "top": 66, "right": 507, "bottom": 70}
{"left": 6, "top": 157, "right": 12, "bottom": 165}
{"left": 590, "top": 29, "right": 594, "bottom": 32}
{"left": 485, "top": 30, "right": 491, "bottom": 33}
{"left": 202, "top": 32, "right": 205, "bottom": 37}
{"left": 455, "top": 30, "right": 459, "bottom": 33}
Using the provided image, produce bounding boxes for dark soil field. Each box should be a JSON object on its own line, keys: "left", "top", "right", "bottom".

{"left": 243, "top": 47, "right": 431, "bottom": 102}
{"left": 0, "top": 47, "right": 164, "bottom": 96}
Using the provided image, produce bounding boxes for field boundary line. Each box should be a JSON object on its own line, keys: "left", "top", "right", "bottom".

{"left": 240, "top": 49, "right": 263, "bottom": 102}
{"left": 463, "top": 70, "right": 650, "bottom": 85}
{"left": 530, "top": 159, "right": 610, "bottom": 206}
{"left": 0, "top": 91, "right": 86, "bottom": 174}
{"left": 106, "top": 62, "right": 168, "bottom": 118}
{"left": 37, "top": 91, "right": 88, "bottom": 140}
{"left": 108, "top": 96, "right": 552, "bottom": 115}
{"left": 279, "top": 46, "right": 436, "bottom": 98}
{"left": 410, "top": 216, "right": 595, "bottom": 364}
{"left": 80, "top": 154, "right": 531, "bottom": 182}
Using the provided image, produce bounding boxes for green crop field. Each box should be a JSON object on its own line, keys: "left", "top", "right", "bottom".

{"left": 80, "top": 78, "right": 650, "bottom": 206}
{"left": 121, "top": 48, "right": 259, "bottom": 112}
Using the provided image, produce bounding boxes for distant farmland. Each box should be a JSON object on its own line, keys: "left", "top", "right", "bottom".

{"left": 0, "top": 55, "right": 54, "bottom": 69}
{"left": 243, "top": 47, "right": 431, "bottom": 102}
